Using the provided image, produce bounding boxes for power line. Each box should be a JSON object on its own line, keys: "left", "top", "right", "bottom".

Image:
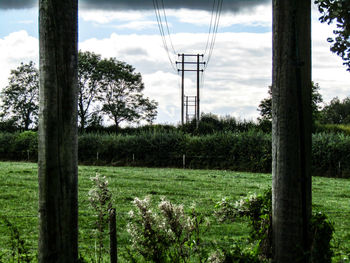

{"left": 204, "top": 0, "right": 217, "bottom": 57}
{"left": 160, "top": 0, "right": 177, "bottom": 55}
{"left": 204, "top": 0, "right": 224, "bottom": 70}
{"left": 152, "top": 0, "right": 177, "bottom": 71}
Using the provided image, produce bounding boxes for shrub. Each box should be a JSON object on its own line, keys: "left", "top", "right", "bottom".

{"left": 12, "top": 131, "right": 37, "bottom": 161}
{"left": 88, "top": 173, "right": 113, "bottom": 263}
{"left": 312, "top": 133, "right": 350, "bottom": 178}
{"left": 0, "top": 132, "right": 16, "bottom": 160}
{"left": 126, "top": 196, "right": 210, "bottom": 263}
{"left": 215, "top": 190, "right": 334, "bottom": 262}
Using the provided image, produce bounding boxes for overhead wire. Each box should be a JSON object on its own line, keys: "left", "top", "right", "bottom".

{"left": 203, "top": 0, "right": 217, "bottom": 57}
{"left": 160, "top": 0, "right": 177, "bottom": 55}
{"left": 204, "top": 0, "right": 223, "bottom": 70}
{"left": 152, "top": 0, "right": 177, "bottom": 71}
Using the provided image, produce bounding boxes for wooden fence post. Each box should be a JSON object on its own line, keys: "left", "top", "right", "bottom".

{"left": 109, "top": 208, "right": 117, "bottom": 263}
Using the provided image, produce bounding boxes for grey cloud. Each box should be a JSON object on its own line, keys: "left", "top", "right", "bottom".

{"left": 0, "top": 0, "right": 37, "bottom": 9}
{"left": 1, "top": 0, "right": 269, "bottom": 11}
{"left": 120, "top": 47, "right": 149, "bottom": 56}
{"left": 80, "top": 0, "right": 270, "bottom": 12}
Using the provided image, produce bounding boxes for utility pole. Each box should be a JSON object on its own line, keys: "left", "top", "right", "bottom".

{"left": 176, "top": 54, "right": 205, "bottom": 125}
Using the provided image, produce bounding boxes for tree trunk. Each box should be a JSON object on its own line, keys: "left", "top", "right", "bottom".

{"left": 272, "top": 1, "right": 311, "bottom": 262}
{"left": 38, "top": 0, "right": 78, "bottom": 262}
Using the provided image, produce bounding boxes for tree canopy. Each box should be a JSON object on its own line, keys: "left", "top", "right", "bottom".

{"left": 97, "top": 57, "right": 158, "bottom": 130}
{"left": 1, "top": 52, "right": 158, "bottom": 132}
{"left": 315, "top": 0, "right": 350, "bottom": 71}
{"left": 258, "top": 82, "right": 323, "bottom": 121}
{"left": 78, "top": 51, "right": 102, "bottom": 131}
{"left": 320, "top": 96, "right": 350, "bottom": 124}
{"left": 0, "top": 61, "right": 39, "bottom": 130}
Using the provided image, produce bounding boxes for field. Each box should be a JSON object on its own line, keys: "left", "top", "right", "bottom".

{"left": 1, "top": 161, "right": 350, "bottom": 262}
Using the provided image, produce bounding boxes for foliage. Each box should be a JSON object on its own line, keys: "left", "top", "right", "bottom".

{"left": 215, "top": 190, "right": 335, "bottom": 263}
{"left": 88, "top": 173, "right": 113, "bottom": 263}
{"left": 180, "top": 113, "right": 258, "bottom": 135}
{"left": 126, "top": 196, "right": 210, "bottom": 263}
{"left": 315, "top": 0, "right": 350, "bottom": 71}
{"left": 4, "top": 129, "right": 350, "bottom": 177}
{"left": 0, "top": 61, "right": 39, "bottom": 130}
{"left": 310, "top": 212, "right": 334, "bottom": 263}
{"left": 320, "top": 97, "right": 350, "bottom": 124}
{"left": 0, "top": 216, "right": 34, "bottom": 263}
{"left": 78, "top": 51, "right": 103, "bottom": 131}
{"left": 314, "top": 123, "right": 350, "bottom": 135}
{"left": 257, "top": 83, "right": 323, "bottom": 122}
{"left": 208, "top": 243, "right": 262, "bottom": 263}
{"left": 98, "top": 57, "right": 158, "bottom": 130}
{"left": 312, "top": 132, "right": 350, "bottom": 177}
{"left": 215, "top": 189, "right": 272, "bottom": 260}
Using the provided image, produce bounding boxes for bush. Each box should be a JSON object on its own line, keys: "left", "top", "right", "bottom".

{"left": 125, "top": 196, "right": 210, "bottom": 263}
{"left": 0, "top": 132, "right": 16, "bottom": 160}
{"left": 12, "top": 131, "right": 37, "bottom": 161}
{"left": 3, "top": 129, "right": 350, "bottom": 178}
{"left": 184, "top": 131, "right": 271, "bottom": 172}
{"left": 215, "top": 190, "right": 334, "bottom": 263}
{"left": 312, "top": 133, "right": 350, "bottom": 178}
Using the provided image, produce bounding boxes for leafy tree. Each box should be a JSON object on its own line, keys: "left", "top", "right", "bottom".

{"left": 258, "top": 82, "right": 323, "bottom": 121}
{"left": 320, "top": 96, "right": 350, "bottom": 124}
{"left": 98, "top": 58, "right": 158, "bottom": 131}
{"left": 315, "top": 0, "right": 350, "bottom": 71}
{"left": 257, "top": 86, "right": 272, "bottom": 121}
{"left": 78, "top": 51, "right": 102, "bottom": 132}
{"left": 0, "top": 61, "right": 39, "bottom": 130}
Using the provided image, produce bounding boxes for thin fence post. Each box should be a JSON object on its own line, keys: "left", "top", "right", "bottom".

{"left": 96, "top": 152, "right": 99, "bottom": 161}
{"left": 109, "top": 208, "right": 117, "bottom": 263}
{"left": 27, "top": 150, "right": 30, "bottom": 161}
{"left": 183, "top": 154, "right": 186, "bottom": 169}
{"left": 132, "top": 154, "right": 135, "bottom": 163}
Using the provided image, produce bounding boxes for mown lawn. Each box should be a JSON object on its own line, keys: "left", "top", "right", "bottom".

{"left": 0, "top": 161, "right": 349, "bottom": 262}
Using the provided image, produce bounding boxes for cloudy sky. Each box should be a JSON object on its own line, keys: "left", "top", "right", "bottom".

{"left": 0, "top": 0, "right": 349, "bottom": 125}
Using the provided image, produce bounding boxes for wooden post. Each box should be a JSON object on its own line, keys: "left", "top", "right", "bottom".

{"left": 109, "top": 208, "right": 117, "bottom": 263}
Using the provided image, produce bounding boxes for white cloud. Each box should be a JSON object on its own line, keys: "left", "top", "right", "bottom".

{"left": 79, "top": 10, "right": 153, "bottom": 24}
{"left": 0, "top": 30, "right": 38, "bottom": 90}
{"left": 113, "top": 21, "right": 158, "bottom": 30}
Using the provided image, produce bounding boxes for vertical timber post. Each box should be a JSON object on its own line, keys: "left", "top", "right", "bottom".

{"left": 181, "top": 54, "right": 185, "bottom": 125}
{"left": 109, "top": 208, "right": 117, "bottom": 263}
{"left": 272, "top": 1, "right": 311, "bottom": 262}
{"left": 38, "top": 0, "right": 79, "bottom": 262}
{"left": 196, "top": 54, "right": 200, "bottom": 125}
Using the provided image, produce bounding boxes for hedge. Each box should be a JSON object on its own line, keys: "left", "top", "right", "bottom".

{"left": 1, "top": 131, "right": 350, "bottom": 178}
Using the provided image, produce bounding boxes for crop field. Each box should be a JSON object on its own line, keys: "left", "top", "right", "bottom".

{"left": 0, "top": 161, "right": 350, "bottom": 262}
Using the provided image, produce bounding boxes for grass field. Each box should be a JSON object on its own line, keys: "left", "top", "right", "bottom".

{"left": 1, "top": 161, "right": 350, "bottom": 262}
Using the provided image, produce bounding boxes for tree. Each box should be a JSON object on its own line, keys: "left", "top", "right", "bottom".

{"left": 258, "top": 82, "right": 323, "bottom": 121}
{"left": 0, "top": 61, "right": 39, "bottom": 130}
{"left": 98, "top": 58, "right": 158, "bottom": 130}
{"left": 78, "top": 51, "right": 102, "bottom": 132}
{"left": 315, "top": 0, "right": 350, "bottom": 71}
{"left": 38, "top": 0, "right": 78, "bottom": 262}
{"left": 320, "top": 96, "right": 350, "bottom": 124}
{"left": 272, "top": 1, "right": 312, "bottom": 262}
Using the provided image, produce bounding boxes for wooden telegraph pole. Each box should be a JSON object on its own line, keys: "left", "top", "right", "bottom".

{"left": 176, "top": 54, "right": 205, "bottom": 125}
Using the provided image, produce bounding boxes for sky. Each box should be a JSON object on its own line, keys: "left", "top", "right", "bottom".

{"left": 0, "top": 0, "right": 349, "bottom": 125}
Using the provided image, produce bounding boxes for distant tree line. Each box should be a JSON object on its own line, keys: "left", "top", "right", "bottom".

{"left": 258, "top": 82, "right": 350, "bottom": 126}
{"left": 0, "top": 51, "right": 158, "bottom": 132}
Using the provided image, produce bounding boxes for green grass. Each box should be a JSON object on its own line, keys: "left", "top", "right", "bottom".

{"left": 0, "top": 161, "right": 349, "bottom": 262}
